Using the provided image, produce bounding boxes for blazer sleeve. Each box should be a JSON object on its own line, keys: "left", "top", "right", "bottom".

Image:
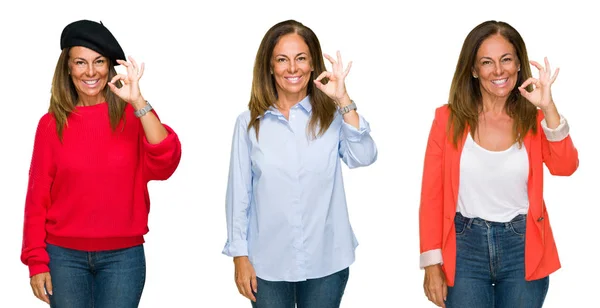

{"left": 419, "top": 107, "right": 446, "bottom": 267}
{"left": 539, "top": 112, "right": 579, "bottom": 176}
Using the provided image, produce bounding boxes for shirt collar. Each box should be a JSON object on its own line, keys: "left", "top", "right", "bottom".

{"left": 259, "top": 95, "right": 312, "bottom": 118}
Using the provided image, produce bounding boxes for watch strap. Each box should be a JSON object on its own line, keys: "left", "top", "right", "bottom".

{"left": 134, "top": 101, "right": 153, "bottom": 118}
{"left": 338, "top": 100, "right": 357, "bottom": 115}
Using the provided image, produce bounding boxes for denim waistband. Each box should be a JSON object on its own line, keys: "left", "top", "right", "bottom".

{"left": 455, "top": 212, "right": 527, "bottom": 228}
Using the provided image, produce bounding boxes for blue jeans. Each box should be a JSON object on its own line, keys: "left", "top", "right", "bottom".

{"left": 47, "top": 243, "right": 146, "bottom": 308}
{"left": 446, "top": 213, "right": 549, "bottom": 308}
{"left": 251, "top": 267, "right": 349, "bottom": 308}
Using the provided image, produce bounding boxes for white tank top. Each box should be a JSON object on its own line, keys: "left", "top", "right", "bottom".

{"left": 457, "top": 133, "right": 529, "bottom": 222}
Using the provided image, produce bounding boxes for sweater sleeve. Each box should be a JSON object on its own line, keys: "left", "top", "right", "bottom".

{"left": 142, "top": 112, "right": 182, "bottom": 181}
{"left": 21, "top": 114, "right": 56, "bottom": 277}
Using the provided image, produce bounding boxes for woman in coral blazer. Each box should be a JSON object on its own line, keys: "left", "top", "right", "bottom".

{"left": 419, "top": 21, "right": 578, "bottom": 308}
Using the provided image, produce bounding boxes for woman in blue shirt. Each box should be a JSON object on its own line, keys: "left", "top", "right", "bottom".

{"left": 223, "top": 19, "right": 377, "bottom": 308}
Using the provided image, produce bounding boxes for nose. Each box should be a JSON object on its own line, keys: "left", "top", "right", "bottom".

{"left": 494, "top": 62, "right": 503, "bottom": 75}
{"left": 86, "top": 63, "right": 96, "bottom": 76}
{"left": 288, "top": 60, "right": 297, "bottom": 73}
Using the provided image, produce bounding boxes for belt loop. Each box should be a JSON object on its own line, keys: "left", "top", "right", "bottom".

{"left": 466, "top": 217, "right": 474, "bottom": 229}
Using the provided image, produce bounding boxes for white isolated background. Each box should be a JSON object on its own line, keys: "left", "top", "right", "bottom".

{"left": 0, "top": 0, "right": 597, "bottom": 307}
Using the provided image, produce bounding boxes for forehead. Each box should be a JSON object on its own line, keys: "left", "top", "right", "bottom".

{"left": 273, "top": 33, "right": 310, "bottom": 56}
{"left": 69, "top": 46, "right": 104, "bottom": 59}
{"left": 477, "top": 34, "right": 516, "bottom": 57}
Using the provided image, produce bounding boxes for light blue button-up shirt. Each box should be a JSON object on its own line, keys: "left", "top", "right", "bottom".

{"left": 223, "top": 96, "right": 377, "bottom": 282}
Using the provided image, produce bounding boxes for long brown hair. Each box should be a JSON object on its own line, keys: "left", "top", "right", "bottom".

{"left": 248, "top": 20, "right": 336, "bottom": 139}
{"left": 447, "top": 20, "right": 537, "bottom": 147}
{"left": 49, "top": 48, "right": 127, "bottom": 140}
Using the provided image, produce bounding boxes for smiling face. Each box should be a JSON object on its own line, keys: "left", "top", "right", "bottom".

{"left": 271, "top": 33, "right": 313, "bottom": 100}
{"left": 473, "top": 34, "right": 520, "bottom": 102}
{"left": 68, "top": 46, "right": 109, "bottom": 104}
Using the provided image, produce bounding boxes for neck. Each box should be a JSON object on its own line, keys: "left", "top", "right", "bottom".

{"left": 275, "top": 91, "right": 307, "bottom": 112}
{"left": 77, "top": 94, "right": 106, "bottom": 107}
{"left": 481, "top": 93, "right": 507, "bottom": 115}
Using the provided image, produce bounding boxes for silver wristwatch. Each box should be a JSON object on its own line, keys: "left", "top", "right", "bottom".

{"left": 134, "top": 101, "right": 153, "bottom": 118}
{"left": 338, "top": 100, "right": 357, "bottom": 115}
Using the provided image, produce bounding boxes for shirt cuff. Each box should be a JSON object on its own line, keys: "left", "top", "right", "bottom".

{"left": 541, "top": 115, "right": 570, "bottom": 142}
{"left": 222, "top": 240, "right": 248, "bottom": 257}
{"left": 341, "top": 115, "right": 371, "bottom": 142}
{"left": 420, "top": 249, "right": 443, "bottom": 269}
{"left": 29, "top": 263, "right": 50, "bottom": 278}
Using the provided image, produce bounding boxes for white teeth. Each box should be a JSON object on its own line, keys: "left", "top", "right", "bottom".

{"left": 287, "top": 77, "right": 300, "bottom": 82}
{"left": 492, "top": 78, "right": 508, "bottom": 85}
{"left": 84, "top": 80, "right": 98, "bottom": 85}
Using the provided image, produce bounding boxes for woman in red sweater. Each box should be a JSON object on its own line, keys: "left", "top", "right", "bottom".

{"left": 419, "top": 21, "right": 578, "bottom": 307}
{"left": 20, "top": 20, "right": 181, "bottom": 307}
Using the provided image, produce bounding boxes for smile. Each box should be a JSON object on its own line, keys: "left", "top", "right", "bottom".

{"left": 491, "top": 78, "right": 508, "bottom": 85}
{"left": 285, "top": 76, "right": 302, "bottom": 83}
{"left": 83, "top": 80, "right": 99, "bottom": 85}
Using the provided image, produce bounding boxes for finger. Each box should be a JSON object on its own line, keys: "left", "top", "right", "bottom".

{"left": 45, "top": 275, "right": 53, "bottom": 296}
{"left": 550, "top": 67, "right": 560, "bottom": 83}
{"left": 243, "top": 278, "right": 256, "bottom": 302}
{"left": 35, "top": 282, "right": 49, "bottom": 304}
{"left": 544, "top": 57, "right": 551, "bottom": 75}
{"left": 323, "top": 53, "right": 336, "bottom": 66}
{"left": 519, "top": 77, "right": 537, "bottom": 90}
{"left": 116, "top": 59, "right": 130, "bottom": 67}
{"left": 336, "top": 51, "right": 343, "bottom": 69}
{"left": 129, "top": 56, "right": 138, "bottom": 71}
{"left": 314, "top": 71, "right": 331, "bottom": 83}
{"left": 343, "top": 61, "right": 353, "bottom": 77}
{"left": 251, "top": 275, "right": 258, "bottom": 293}
{"left": 110, "top": 74, "right": 127, "bottom": 84}
{"left": 138, "top": 62, "right": 145, "bottom": 78}
{"left": 529, "top": 60, "right": 544, "bottom": 72}
{"left": 518, "top": 86, "right": 532, "bottom": 101}
{"left": 442, "top": 283, "right": 448, "bottom": 307}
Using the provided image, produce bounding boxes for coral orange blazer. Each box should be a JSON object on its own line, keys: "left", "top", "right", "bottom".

{"left": 419, "top": 105, "right": 578, "bottom": 287}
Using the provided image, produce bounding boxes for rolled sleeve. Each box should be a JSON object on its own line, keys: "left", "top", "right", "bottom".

{"left": 420, "top": 249, "right": 443, "bottom": 269}
{"left": 541, "top": 115, "right": 569, "bottom": 142}
{"left": 222, "top": 240, "right": 249, "bottom": 257}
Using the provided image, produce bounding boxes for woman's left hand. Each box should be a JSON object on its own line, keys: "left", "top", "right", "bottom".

{"left": 314, "top": 51, "right": 352, "bottom": 105}
{"left": 518, "top": 57, "right": 559, "bottom": 110}
{"left": 108, "top": 56, "right": 146, "bottom": 107}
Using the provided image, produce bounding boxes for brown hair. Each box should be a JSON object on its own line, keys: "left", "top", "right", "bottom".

{"left": 447, "top": 20, "right": 537, "bottom": 147}
{"left": 247, "top": 20, "right": 336, "bottom": 139}
{"left": 49, "top": 48, "right": 127, "bottom": 140}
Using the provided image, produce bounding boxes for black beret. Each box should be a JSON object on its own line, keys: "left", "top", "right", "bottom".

{"left": 60, "top": 20, "right": 125, "bottom": 66}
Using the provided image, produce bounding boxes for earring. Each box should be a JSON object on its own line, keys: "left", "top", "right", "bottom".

{"left": 473, "top": 75, "right": 478, "bottom": 78}
{"left": 518, "top": 67, "right": 521, "bottom": 72}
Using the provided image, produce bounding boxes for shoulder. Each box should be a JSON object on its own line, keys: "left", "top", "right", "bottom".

{"left": 433, "top": 104, "right": 451, "bottom": 124}
{"left": 36, "top": 113, "right": 56, "bottom": 130}
{"left": 235, "top": 110, "right": 251, "bottom": 127}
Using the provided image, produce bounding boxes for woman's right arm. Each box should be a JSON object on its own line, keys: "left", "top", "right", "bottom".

{"left": 419, "top": 107, "right": 448, "bottom": 307}
{"left": 21, "top": 114, "right": 56, "bottom": 303}
{"left": 222, "top": 113, "right": 257, "bottom": 302}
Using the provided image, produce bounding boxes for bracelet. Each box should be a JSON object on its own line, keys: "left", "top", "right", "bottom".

{"left": 338, "top": 100, "right": 357, "bottom": 115}
{"left": 134, "top": 101, "right": 153, "bottom": 118}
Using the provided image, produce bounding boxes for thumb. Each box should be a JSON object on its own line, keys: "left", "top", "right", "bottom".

{"left": 45, "top": 274, "right": 53, "bottom": 296}
{"left": 107, "top": 82, "right": 119, "bottom": 94}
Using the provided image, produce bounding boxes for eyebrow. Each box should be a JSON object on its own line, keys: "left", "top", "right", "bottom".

{"left": 274, "top": 52, "right": 308, "bottom": 58}
{"left": 479, "top": 53, "right": 513, "bottom": 60}
{"left": 73, "top": 55, "right": 106, "bottom": 61}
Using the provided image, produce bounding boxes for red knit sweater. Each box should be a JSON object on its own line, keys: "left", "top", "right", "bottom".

{"left": 21, "top": 103, "right": 181, "bottom": 277}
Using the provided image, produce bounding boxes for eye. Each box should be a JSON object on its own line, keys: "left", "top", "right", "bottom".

{"left": 276, "top": 58, "right": 287, "bottom": 63}
{"left": 482, "top": 60, "right": 492, "bottom": 65}
{"left": 502, "top": 58, "right": 513, "bottom": 63}
{"left": 297, "top": 56, "right": 307, "bottom": 62}
{"left": 95, "top": 59, "right": 106, "bottom": 65}
{"left": 75, "top": 60, "right": 85, "bottom": 66}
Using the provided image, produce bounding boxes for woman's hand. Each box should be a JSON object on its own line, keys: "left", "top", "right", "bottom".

{"left": 313, "top": 51, "right": 353, "bottom": 106}
{"left": 30, "top": 272, "right": 52, "bottom": 304}
{"left": 234, "top": 256, "right": 258, "bottom": 302}
{"left": 108, "top": 56, "right": 146, "bottom": 109}
{"left": 518, "top": 57, "right": 559, "bottom": 111}
{"left": 424, "top": 264, "right": 447, "bottom": 307}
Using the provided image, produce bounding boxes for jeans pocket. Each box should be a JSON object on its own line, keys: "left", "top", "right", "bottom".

{"left": 509, "top": 217, "right": 527, "bottom": 236}
{"left": 454, "top": 218, "right": 468, "bottom": 235}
